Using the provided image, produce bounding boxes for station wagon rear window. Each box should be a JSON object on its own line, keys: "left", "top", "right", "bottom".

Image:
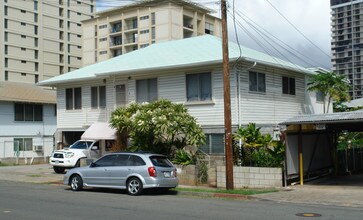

{"left": 149, "top": 156, "right": 173, "bottom": 167}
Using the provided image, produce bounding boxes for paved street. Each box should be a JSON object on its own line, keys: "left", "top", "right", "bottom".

{"left": 1, "top": 164, "right": 363, "bottom": 209}
{"left": 0, "top": 180, "right": 362, "bottom": 220}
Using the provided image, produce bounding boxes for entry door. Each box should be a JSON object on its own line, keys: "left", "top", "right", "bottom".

{"left": 115, "top": 84, "right": 126, "bottom": 107}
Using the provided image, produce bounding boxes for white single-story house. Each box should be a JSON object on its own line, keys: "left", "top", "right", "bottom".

{"left": 37, "top": 35, "right": 325, "bottom": 154}
{"left": 0, "top": 81, "right": 57, "bottom": 162}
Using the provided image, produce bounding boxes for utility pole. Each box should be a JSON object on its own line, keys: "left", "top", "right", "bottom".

{"left": 221, "top": 0, "right": 234, "bottom": 190}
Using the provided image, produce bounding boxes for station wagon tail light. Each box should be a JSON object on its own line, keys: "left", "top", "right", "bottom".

{"left": 148, "top": 166, "right": 157, "bottom": 177}
{"left": 174, "top": 169, "right": 177, "bottom": 177}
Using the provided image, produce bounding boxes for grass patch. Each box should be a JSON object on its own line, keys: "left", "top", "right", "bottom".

{"left": 0, "top": 162, "right": 13, "bottom": 167}
{"left": 174, "top": 187, "right": 278, "bottom": 195}
{"left": 27, "top": 174, "right": 42, "bottom": 178}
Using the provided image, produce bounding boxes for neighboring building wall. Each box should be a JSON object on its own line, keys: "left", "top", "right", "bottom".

{"left": 82, "top": 2, "right": 221, "bottom": 66}
{"left": 331, "top": 0, "right": 363, "bottom": 99}
{"left": 0, "top": 0, "right": 95, "bottom": 84}
{"left": 0, "top": 101, "right": 57, "bottom": 158}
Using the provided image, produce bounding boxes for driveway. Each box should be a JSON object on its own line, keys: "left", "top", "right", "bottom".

{"left": 0, "top": 164, "right": 62, "bottom": 184}
{"left": 253, "top": 174, "right": 363, "bottom": 208}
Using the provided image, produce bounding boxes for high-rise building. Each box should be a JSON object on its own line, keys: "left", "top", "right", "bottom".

{"left": 0, "top": 0, "right": 95, "bottom": 84}
{"left": 331, "top": 0, "right": 363, "bottom": 99}
{"left": 82, "top": 0, "right": 221, "bottom": 66}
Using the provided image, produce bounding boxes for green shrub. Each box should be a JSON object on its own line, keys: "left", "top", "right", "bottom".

{"left": 172, "top": 149, "right": 195, "bottom": 165}
{"left": 233, "top": 123, "right": 285, "bottom": 167}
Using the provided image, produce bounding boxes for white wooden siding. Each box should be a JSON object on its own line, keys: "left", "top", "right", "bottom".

{"left": 55, "top": 64, "right": 324, "bottom": 132}
{"left": 0, "top": 101, "right": 57, "bottom": 158}
{"left": 239, "top": 67, "right": 308, "bottom": 125}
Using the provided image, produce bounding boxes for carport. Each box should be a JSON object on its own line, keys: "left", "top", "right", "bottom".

{"left": 280, "top": 111, "right": 363, "bottom": 185}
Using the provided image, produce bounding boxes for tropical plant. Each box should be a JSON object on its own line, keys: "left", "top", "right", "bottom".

{"left": 233, "top": 123, "right": 285, "bottom": 167}
{"left": 172, "top": 149, "right": 195, "bottom": 165}
{"left": 234, "top": 123, "right": 272, "bottom": 149}
{"left": 110, "top": 99, "right": 206, "bottom": 157}
{"left": 307, "top": 71, "right": 350, "bottom": 113}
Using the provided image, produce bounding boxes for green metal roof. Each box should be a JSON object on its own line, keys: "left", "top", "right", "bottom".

{"left": 38, "top": 35, "right": 314, "bottom": 86}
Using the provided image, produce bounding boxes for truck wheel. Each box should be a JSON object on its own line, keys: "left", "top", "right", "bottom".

{"left": 53, "top": 166, "right": 65, "bottom": 174}
{"left": 127, "top": 177, "right": 143, "bottom": 196}
{"left": 70, "top": 175, "right": 83, "bottom": 191}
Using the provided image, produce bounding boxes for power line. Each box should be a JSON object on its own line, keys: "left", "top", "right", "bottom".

{"left": 232, "top": 8, "right": 330, "bottom": 69}
{"left": 265, "top": 0, "right": 331, "bottom": 59}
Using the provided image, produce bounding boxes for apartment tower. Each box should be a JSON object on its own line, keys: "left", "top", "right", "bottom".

{"left": 0, "top": 0, "right": 95, "bottom": 84}
{"left": 331, "top": 0, "right": 363, "bottom": 99}
{"left": 82, "top": 0, "right": 221, "bottom": 66}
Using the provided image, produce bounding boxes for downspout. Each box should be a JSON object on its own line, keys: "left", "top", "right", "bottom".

{"left": 236, "top": 62, "right": 256, "bottom": 155}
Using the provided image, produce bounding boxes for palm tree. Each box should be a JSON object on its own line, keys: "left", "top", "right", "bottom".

{"left": 307, "top": 72, "right": 350, "bottom": 113}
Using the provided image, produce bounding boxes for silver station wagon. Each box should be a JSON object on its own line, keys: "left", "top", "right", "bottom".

{"left": 63, "top": 152, "right": 178, "bottom": 195}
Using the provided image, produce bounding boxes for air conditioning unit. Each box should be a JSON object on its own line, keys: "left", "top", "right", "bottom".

{"left": 33, "top": 145, "right": 43, "bottom": 152}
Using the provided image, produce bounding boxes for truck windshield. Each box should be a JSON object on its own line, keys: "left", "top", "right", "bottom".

{"left": 69, "top": 141, "right": 94, "bottom": 149}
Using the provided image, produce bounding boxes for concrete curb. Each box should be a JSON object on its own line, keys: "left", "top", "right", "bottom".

{"left": 176, "top": 190, "right": 251, "bottom": 200}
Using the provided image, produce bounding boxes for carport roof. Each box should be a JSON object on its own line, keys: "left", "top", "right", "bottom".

{"left": 280, "top": 111, "right": 363, "bottom": 125}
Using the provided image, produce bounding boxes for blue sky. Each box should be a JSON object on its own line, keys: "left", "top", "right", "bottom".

{"left": 96, "top": 0, "right": 331, "bottom": 69}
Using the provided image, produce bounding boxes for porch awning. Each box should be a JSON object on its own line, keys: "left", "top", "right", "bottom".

{"left": 81, "top": 122, "right": 117, "bottom": 140}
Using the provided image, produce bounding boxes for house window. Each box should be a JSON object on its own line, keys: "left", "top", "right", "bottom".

{"left": 316, "top": 91, "right": 324, "bottom": 102}
{"left": 205, "top": 22, "right": 214, "bottom": 35}
{"left": 140, "top": 29, "right": 149, "bottom": 34}
{"left": 91, "top": 86, "right": 106, "bottom": 108}
{"left": 151, "top": 27, "right": 155, "bottom": 39}
{"left": 14, "top": 103, "right": 43, "bottom": 121}
{"left": 136, "top": 78, "right": 157, "bottom": 103}
{"left": 99, "top": 37, "right": 107, "bottom": 42}
{"left": 116, "top": 84, "right": 126, "bottom": 106}
{"left": 13, "top": 138, "right": 33, "bottom": 151}
{"left": 5, "top": 71, "right": 8, "bottom": 81}
{"left": 140, "top": 15, "right": 149, "bottom": 20}
{"left": 282, "top": 76, "right": 296, "bottom": 95}
{"left": 151, "top": 12, "right": 155, "bottom": 25}
{"left": 186, "top": 73, "right": 212, "bottom": 101}
{"left": 66, "top": 88, "right": 82, "bottom": 110}
{"left": 140, "top": 43, "right": 149, "bottom": 48}
{"left": 200, "top": 134, "right": 224, "bottom": 154}
{"left": 249, "top": 71, "right": 266, "bottom": 93}
{"left": 99, "top": 50, "right": 107, "bottom": 55}
{"left": 99, "top": 24, "right": 107, "bottom": 29}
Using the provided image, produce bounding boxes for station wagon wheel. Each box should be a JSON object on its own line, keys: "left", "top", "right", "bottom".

{"left": 70, "top": 175, "right": 83, "bottom": 191}
{"left": 127, "top": 177, "right": 143, "bottom": 196}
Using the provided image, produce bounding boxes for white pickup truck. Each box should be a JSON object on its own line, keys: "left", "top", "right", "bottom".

{"left": 50, "top": 140, "right": 100, "bottom": 174}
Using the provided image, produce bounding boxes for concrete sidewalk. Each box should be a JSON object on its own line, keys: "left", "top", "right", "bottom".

{"left": 1, "top": 164, "right": 363, "bottom": 208}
